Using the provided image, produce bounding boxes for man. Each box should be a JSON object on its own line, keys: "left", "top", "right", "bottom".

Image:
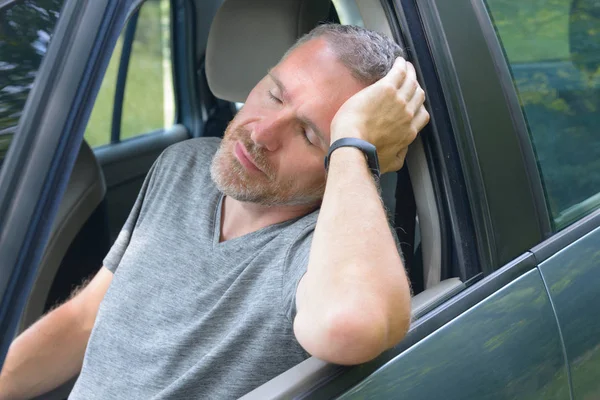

{"left": 0, "top": 24, "right": 429, "bottom": 399}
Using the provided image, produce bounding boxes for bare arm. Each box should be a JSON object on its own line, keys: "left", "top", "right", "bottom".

{"left": 0, "top": 266, "right": 113, "bottom": 400}
{"left": 294, "top": 58, "right": 429, "bottom": 365}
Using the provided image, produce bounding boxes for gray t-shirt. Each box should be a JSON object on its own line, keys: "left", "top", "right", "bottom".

{"left": 69, "top": 137, "right": 319, "bottom": 399}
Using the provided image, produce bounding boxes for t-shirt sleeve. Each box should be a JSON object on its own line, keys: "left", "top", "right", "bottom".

{"left": 102, "top": 154, "right": 164, "bottom": 273}
{"left": 281, "top": 223, "right": 315, "bottom": 324}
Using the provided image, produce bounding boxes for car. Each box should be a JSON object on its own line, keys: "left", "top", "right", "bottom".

{"left": 0, "top": 0, "right": 598, "bottom": 398}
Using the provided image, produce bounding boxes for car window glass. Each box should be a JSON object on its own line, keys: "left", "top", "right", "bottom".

{"left": 0, "top": 0, "right": 65, "bottom": 171}
{"left": 485, "top": 0, "right": 600, "bottom": 230}
{"left": 84, "top": 0, "right": 174, "bottom": 147}
{"left": 83, "top": 37, "right": 123, "bottom": 148}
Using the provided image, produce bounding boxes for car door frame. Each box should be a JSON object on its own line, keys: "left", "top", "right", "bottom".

{"left": 0, "top": 0, "right": 141, "bottom": 363}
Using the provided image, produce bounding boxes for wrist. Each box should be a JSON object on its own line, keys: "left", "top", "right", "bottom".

{"left": 329, "top": 126, "right": 367, "bottom": 145}
{"left": 325, "top": 138, "right": 380, "bottom": 180}
{"left": 328, "top": 146, "right": 367, "bottom": 164}
{"left": 326, "top": 147, "right": 371, "bottom": 178}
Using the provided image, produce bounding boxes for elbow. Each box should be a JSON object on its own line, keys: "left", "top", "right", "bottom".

{"left": 294, "top": 301, "right": 410, "bottom": 365}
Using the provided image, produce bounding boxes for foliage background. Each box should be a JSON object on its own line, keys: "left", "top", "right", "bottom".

{"left": 0, "top": 0, "right": 63, "bottom": 160}
{"left": 0, "top": 0, "right": 171, "bottom": 157}
{"left": 84, "top": 0, "right": 170, "bottom": 148}
{"left": 486, "top": 0, "right": 600, "bottom": 226}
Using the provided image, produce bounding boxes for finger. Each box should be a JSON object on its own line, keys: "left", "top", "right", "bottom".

{"left": 407, "top": 86, "right": 426, "bottom": 115}
{"left": 396, "top": 147, "right": 408, "bottom": 159}
{"left": 388, "top": 151, "right": 407, "bottom": 173}
{"left": 413, "top": 106, "right": 431, "bottom": 131}
{"left": 382, "top": 57, "right": 408, "bottom": 88}
{"left": 398, "top": 62, "right": 418, "bottom": 101}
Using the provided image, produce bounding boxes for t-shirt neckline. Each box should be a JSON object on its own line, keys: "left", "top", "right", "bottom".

{"left": 212, "top": 193, "right": 301, "bottom": 248}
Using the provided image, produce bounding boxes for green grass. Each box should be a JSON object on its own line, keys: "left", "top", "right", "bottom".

{"left": 84, "top": 0, "right": 169, "bottom": 148}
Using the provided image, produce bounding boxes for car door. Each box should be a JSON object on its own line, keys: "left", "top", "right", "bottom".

{"left": 536, "top": 223, "right": 600, "bottom": 400}
{"left": 241, "top": 0, "right": 599, "bottom": 397}
{"left": 489, "top": 0, "right": 600, "bottom": 397}
{"left": 0, "top": 0, "right": 136, "bottom": 373}
{"left": 484, "top": 0, "right": 600, "bottom": 395}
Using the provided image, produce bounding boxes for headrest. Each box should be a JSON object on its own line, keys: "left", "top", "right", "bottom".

{"left": 206, "top": 0, "right": 332, "bottom": 103}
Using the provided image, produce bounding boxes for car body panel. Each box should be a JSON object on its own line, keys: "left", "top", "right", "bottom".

{"left": 539, "top": 225, "right": 600, "bottom": 399}
{"left": 337, "top": 268, "right": 570, "bottom": 399}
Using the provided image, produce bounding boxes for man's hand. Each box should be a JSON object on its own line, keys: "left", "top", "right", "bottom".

{"left": 330, "top": 57, "right": 430, "bottom": 174}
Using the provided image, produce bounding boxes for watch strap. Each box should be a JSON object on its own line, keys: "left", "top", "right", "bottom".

{"left": 324, "top": 138, "right": 381, "bottom": 180}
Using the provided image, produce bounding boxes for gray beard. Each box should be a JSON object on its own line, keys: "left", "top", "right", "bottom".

{"left": 209, "top": 145, "right": 324, "bottom": 207}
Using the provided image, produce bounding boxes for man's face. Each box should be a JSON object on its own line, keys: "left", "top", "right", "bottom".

{"left": 211, "top": 38, "right": 367, "bottom": 207}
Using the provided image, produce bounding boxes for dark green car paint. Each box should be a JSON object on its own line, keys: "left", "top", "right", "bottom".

{"left": 337, "top": 225, "right": 600, "bottom": 399}
{"left": 338, "top": 269, "right": 570, "bottom": 399}
{"left": 540, "top": 226, "right": 600, "bottom": 399}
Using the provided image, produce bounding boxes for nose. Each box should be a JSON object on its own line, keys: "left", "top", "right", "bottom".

{"left": 250, "top": 112, "right": 292, "bottom": 152}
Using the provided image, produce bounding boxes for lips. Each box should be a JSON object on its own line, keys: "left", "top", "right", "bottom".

{"left": 234, "top": 141, "right": 263, "bottom": 173}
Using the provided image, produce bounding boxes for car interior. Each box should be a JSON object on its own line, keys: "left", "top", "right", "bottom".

{"left": 21, "top": 0, "right": 471, "bottom": 397}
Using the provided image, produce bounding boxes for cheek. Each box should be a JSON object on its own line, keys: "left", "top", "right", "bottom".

{"left": 282, "top": 152, "right": 326, "bottom": 184}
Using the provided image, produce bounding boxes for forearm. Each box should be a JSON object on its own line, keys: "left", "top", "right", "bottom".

{"left": 0, "top": 302, "right": 90, "bottom": 400}
{"left": 295, "top": 148, "right": 411, "bottom": 364}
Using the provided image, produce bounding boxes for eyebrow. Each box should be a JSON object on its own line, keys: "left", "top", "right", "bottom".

{"left": 267, "top": 71, "right": 327, "bottom": 147}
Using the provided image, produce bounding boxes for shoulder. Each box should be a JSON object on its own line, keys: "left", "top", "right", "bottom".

{"left": 146, "top": 137, "right": 222, "bottom": 191}
{"left": 284, "top": 210, "right": 320, "bottom": 259}
{"left": 160, "top": 137, "right": 222, "bottom": 166}
{"left": 152, "top": 137, "right": 222, "bottom": 177}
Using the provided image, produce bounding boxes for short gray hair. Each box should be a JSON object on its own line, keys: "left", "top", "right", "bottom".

{"left": 284, "top": 23, "right": 405, "bottom": 85}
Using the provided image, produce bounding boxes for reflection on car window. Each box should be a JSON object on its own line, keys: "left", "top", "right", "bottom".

{"left": 485, "top": 0, "right": 600, "bottom": 230}
{"left": 0, "top": 0, "right": 64, "bottom": 170}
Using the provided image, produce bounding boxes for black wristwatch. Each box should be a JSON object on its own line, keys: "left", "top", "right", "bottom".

{"left": 324, "top": 138, "right": 381, "bottom": 180}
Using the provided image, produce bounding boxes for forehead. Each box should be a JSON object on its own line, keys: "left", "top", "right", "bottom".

{"left": 270, "top": 38, "right": 366, "bottom": 131}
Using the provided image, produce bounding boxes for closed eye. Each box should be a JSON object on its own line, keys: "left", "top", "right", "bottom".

{"left": 301, "top": 128, "right": 315, "bottom": 146}
{"left": 268, "top": 91, "right": 282, "bottom": 104}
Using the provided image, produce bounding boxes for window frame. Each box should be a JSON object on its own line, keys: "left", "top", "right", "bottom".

{"left": 473, "top": 0, "right": 553, "bottom": 240}
{"left": 392, "top": 0, "right": 481, "bottom": 283}
{"left": 110, "top": 10, "right": 140, "bottom": 143}
{"left": 418, "top": 0, "right": 549, "bottom": 271}
{"left": 172, "top": 0, "right": 203, "bottom": 137}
